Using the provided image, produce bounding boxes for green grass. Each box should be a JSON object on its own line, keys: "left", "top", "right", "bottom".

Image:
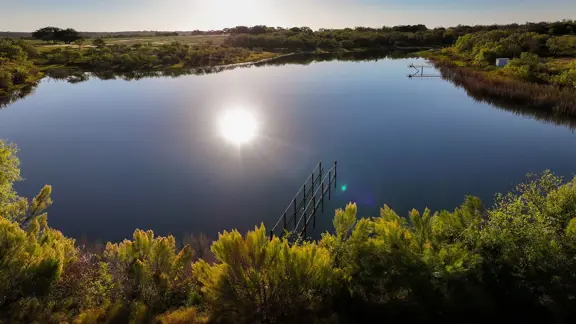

{"left": 103, "top": 35, "right": 228, "bottom": 45}
{"left": 32, "top": 35, "right": 229, "bottom": 52}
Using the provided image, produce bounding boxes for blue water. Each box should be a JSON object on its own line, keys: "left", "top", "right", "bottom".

{"left": 1, "top": 56, "right": 575, "bottom": 241}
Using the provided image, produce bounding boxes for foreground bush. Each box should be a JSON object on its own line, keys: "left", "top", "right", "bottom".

{"left": 3, "top": 138, "right": 576, "bottom": 323}
{"left": 193, "top": 226, "right": 335, "bottom": 323}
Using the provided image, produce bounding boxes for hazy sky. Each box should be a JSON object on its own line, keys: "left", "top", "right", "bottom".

{"left": 2, "top": 0, "right": 575, "bottom": 31}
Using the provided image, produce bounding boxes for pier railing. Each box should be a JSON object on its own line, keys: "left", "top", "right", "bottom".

{"left": 270, "top": 161, "right": 337, "bottom": 240}
{"left": 407, "top": 63, "right": 441, "bottom": 78}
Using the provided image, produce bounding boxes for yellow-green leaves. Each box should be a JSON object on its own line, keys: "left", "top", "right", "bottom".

{"left": 0, "top": 140, "right": 20, "bottom": 202}
{"left": 409, "top": 208, "right": 432, "bottom": 250}
{"left": 0, "top": 141, "right": 22, "bottom": 221}
{"left": 567, "top": 218, "right": 576, "bottom": 238}
{"left": 104, "top": 229, "right": 195, "bottom": 311}
{"left": 193, "top": 224, "right": 334, "bottom": 322}
{"left": 334, "top": 203, "right": 357, "bottom": 237}
{"left": 29, "top": 185, "right": 53, "bottom": 219}
{"left": 0, "top": 215, "right": 76, "bottom": 309}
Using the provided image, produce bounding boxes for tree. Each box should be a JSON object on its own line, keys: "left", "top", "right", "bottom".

{"left": 74, "top": 38, "right": 85, "bottom": 49}
{"left": 0, "top": 140, "right": 76, "bottom": 318}
{"left": 552, "top": 60, "right": 576, "bottom": 87}
{"left": 0, "top": 214, "right": 76, "bottom": 311}
{"left": 547, "top": 36, "right": 576, "bottom": 56}
{"left": 32, "top": 27, "right": 61, "bottom": 44}
{"left": 504, "top": 52, "right": 541, "bottom": 81}
{"left": 56, "top": 28, "right": 81, "bottom": 44}
{"left": 92, "top": 38, "right": 106, "bottom": 49}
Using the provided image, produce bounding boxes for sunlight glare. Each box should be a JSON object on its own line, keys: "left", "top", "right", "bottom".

{"left": 218, "top": 109, "right": 258, "bottom": 145}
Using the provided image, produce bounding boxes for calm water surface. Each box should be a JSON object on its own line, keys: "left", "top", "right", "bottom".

{"left": 1, "top": 55, "right": 575, "bottom": 241}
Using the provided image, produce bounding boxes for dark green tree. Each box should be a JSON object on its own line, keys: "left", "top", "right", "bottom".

{"left": 56, "top": 28, "right": 81, "bottom": 44}
{"left": 32, "top": 27, "right": 62, "bottom": 44}
{"left": 92, "top": 38, "right": 106, "bottom": 49}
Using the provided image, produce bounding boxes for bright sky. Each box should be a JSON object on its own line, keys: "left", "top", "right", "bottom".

{"left": 2, "top": 0, "right": 575, "bottom": 32}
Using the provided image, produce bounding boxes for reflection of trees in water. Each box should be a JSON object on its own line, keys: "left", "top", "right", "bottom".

{"left": 5, "top": 51, "right": 575, "bottom": 131}
{"left": 437, "top": 66, "right": 576, "bottom": 130}
{"left": 2, "top": 51, "right": 416, "bottom": 107}
{"left": 0, "top": 85, "right": 38, "bottom": 108}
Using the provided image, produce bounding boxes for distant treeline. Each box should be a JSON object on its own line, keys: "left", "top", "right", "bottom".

{"left": 223, "top": 21, "right": 575, "bottom": 36}
{"left": 223, "top": 21, "right": 576, "bottom": 51}
{"left": 0, "top": 30, "right": 181, "bottom": 39}
{"left": 2, "top": 20, "right": 574, "bottom": 40}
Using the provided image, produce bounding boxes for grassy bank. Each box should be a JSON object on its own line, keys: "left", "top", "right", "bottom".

{"left": 420, "top": 30, "right": 576, "bottom": 116}
{"left": 1, "top": 36, "right": 282, "bottom": 99}
{"left": 1, "top": 38, "right": 429, "bottom": 103}
{"left": 423, "top": 50, "right": 576, "bottom": 115}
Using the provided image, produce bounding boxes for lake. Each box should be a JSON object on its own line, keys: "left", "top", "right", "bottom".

{"left": 1, "top": 53, "right": 575, "bottom": 242}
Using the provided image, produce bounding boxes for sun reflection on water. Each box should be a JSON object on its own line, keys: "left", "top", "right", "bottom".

{"left": 218, "top": 109, "right": 259, "bottom": 145}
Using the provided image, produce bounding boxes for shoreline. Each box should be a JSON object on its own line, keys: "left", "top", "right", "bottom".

{"left": 1, "top": 47, "right": 430, "bottom": 103}
{"left": 2, "top": 47, "right": 422, "bottom": 98}
{"left": 421, "top": 50, "right": 576, "bottom": 117}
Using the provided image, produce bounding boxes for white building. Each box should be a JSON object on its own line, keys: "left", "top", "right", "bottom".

{"left": 496, "top": 58, "right": 510, "bottom": 67}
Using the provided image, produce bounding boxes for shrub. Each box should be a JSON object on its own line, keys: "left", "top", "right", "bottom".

{"left": 104, "top": 230, "right": 195, "bottom": 313}
{"left": 92, "top": 38, "right": 106, "bottom": 49}
{"left": 156, "top": 307, "right": 197, "bottom": 324}
{"left": 193, "top": 225, "right": 335, "bottom": 323}
{"left": 11, "top": 67, "right": 29, "bottom": 85}
{"left": 0, "top": 214, "right": 76, "bottom": 318}
{"left": 0, "top": 69, "right": 13, "bottom": 90}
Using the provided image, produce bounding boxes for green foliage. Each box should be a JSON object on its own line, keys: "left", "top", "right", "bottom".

{"left": 0, "top": 214, "right": 76, "bottom": 315}
{"left": 0, "top": 70, "right": 12, "bottom": 90}
{"left": 224, "top": 27, "right": 447, "bottom": 51}
{"left": 0, "top": 39, "right": 42, "bottom": 94}
{"left": 333, "top": 202, "right": 357, "bottom": 237}
{"left": 32, "top": 27, "right": 62, "bottom": 43}
{"left": 37, "top": 42, "right": 258, "bottom": 73}
{"left": 552, "top": 60, "right": 576, "bottom": 88}
{"left": 56, "top": 28, "right": 82, "bottom": 44}
{"left": 92, "top": 38, "right": 106, "bottom": 49}
{"left": 104, "top": 229, "right": 195, "bottom": 313}
{"left": 223, "top": 21, "right": 575, "bottom": 53}
{"left": 0, "top": 143, "right": 52, "bottom": 225}
{"left": 438, "top": 27, "right": 576, "bottom": 112}
{"left": 455, "top": 34, "right": 475, "bottom": 52}
{"left": 454, "top": 31, "right": 550, "bottom": 65}
{"left": 193, "top": 224, "right": 334, "bottom": 323}
{"left": 155, "top": 307, "right": 198, "bottom": 324}
{"left": 4, "top": 144, "right": 576, "bottom": 322}
{"left": 0, "top": 140, "right": 20, "bottom": 204}
{"left": 32, "top": 27, "right": 81, "bottom": 44}
{"left": 547, "top": 36, "right": 576, "bottom": 56}
{"left": 504, "top": 52, "right": 542, "bottom": 81}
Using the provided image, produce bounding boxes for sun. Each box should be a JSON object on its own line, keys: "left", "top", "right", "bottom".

{"left": 218, "top": 109, "right": 258, "bottom": 145}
